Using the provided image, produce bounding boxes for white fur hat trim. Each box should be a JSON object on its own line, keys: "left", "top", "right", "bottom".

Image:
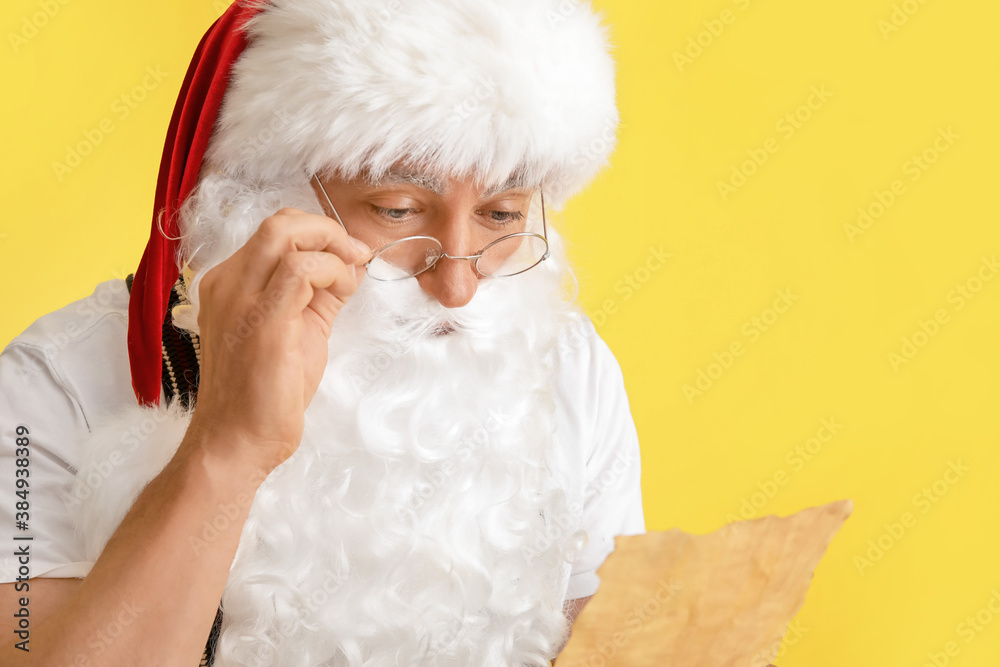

{"left": 204, "top": 0, "right": 620, "bottom": 209}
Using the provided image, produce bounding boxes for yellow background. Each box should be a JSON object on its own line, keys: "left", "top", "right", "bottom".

{"left": 2, "top": 0, "right": 998, "bottom": 664}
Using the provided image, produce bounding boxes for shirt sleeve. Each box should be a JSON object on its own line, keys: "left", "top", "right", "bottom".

{"left": 0, "top": 343, "right": 92, "bottom": 581}
{"left": 564, "top": 321, "right": 646, "bottom": 601}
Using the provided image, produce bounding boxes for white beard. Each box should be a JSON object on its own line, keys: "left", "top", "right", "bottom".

{"left": 173, "top": 172, "right": 589, "bottom": 666}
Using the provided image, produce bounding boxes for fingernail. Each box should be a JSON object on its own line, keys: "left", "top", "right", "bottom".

{"left": 350, "top": 237, "right": 371, "bottom": 256}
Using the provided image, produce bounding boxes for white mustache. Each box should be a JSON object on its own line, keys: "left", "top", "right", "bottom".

{"left": 345, "top": 273, "right": 515, "bottom": 343}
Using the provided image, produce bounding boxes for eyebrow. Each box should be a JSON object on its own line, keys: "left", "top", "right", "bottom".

{"left": 363, "top": 168, "right": 450, "bottom": 196}
{"left": 362, "top": 168, "right": 533, "bottom": 199}
{"left": 479, "top": 173, "right": 533, "bottom": 199}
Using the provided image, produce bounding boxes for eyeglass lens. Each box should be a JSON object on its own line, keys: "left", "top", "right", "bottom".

{"left": 370, "top": 234, "right": 548, "bottom": 280}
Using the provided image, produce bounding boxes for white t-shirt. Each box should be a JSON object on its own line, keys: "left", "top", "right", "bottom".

{"left": 0, "top": 279, "right": 645, "bottom": 600}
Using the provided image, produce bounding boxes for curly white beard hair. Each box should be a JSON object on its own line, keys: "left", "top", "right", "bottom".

{"left": 171, "top": 170, "right": 589, "bottom": 667}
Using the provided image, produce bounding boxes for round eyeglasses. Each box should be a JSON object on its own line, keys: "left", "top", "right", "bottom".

{"left": 312, "top": 174, "right": 550, "bottom": 281}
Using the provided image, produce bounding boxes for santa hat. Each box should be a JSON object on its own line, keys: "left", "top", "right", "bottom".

{"left": 128, "top": 0, "right": 620, "bottom": 407}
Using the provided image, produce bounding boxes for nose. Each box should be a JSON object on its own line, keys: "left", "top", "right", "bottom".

{"left": 415, "top": 217, "right": 482, "bottom": 309}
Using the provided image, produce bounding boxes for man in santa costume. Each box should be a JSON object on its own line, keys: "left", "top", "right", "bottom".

{"left": 0, "top": 0, "right": 645, "bottom": 665}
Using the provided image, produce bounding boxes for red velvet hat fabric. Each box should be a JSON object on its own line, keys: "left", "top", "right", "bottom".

{"left": 127, "top": 1, "right": 264, "bottom": 407}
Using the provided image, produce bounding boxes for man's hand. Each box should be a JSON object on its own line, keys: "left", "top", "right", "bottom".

{"left": 189, "top": 207, "right": 371, "bottom": 477}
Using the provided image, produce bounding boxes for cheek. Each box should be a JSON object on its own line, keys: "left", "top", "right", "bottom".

{"left": 351, "top": 225, "right": 395, "bottom": 252}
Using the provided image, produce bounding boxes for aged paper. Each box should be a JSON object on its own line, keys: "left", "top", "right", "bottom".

{"left": 557, "top": 499, "right": 853, "bottom": 667}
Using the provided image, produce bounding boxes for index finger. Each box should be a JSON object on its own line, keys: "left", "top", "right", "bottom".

{"left": 238, "top": 208, "right": 372, "bottom": 290}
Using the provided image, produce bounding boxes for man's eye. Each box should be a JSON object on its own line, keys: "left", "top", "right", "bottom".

{"left": 372, "top": 205, "right": 414, "bottom": 220}
{"left": 483, "top": 210, "right": 525, "bottom": 223}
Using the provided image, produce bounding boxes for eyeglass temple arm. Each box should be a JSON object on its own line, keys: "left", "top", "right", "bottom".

{"left": 539, "top": 188, "right": 550, "bottom": 259}
{"left": 312, "top": 173, "right": 349, "bottom": 232}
